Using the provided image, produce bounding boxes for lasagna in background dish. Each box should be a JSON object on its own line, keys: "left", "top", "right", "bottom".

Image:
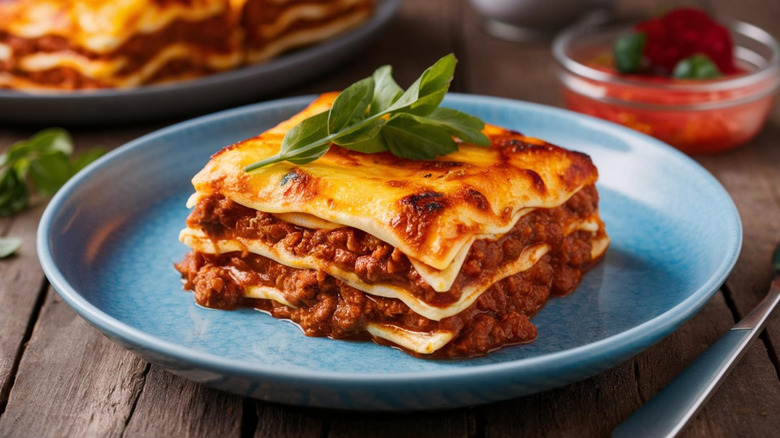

{"left": 0, "top": 0, "right": 373, "bottom": 91}
{"left": 241, "top": 0, "right": 374, "bottom": 64}
{"left": 175, "top": 93, "right": 609, "bottom": 358}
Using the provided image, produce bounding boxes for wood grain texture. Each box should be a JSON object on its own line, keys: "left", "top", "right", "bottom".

{"left": 327, "top": 410, "right": 473, "bottom": 438}
{"left": 696, "top": 122, "right": 780, "bottom": 356}
{"left": 0, "top": 204, "right": 46, "bottom": 411}
{"left": 253, "top": 403, "right": 325, "bottom": 438}
{"left": 0, "top": 128, "right": 151, "bottom": 415}
{"left": 0, "top": 291, "right": 147, "bottom": 437}
{"left": 123, "top": 365, "right": 243, "bottom": 438}
{"left": 476, "top": 293, "right": 768, "bottom": 438}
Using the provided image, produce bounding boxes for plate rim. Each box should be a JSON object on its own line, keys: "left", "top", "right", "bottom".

{"left": 37, "top": 93, "right": 742, "bottom": 385}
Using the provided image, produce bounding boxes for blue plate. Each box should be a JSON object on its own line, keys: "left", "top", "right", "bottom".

{"left": 0, "top": 0, "right": 400, "bottom": 125}
{"left": 38, "top": 94, "right": 742, "bottom": 410}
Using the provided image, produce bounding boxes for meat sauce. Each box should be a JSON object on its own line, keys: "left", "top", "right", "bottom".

{"left": 176, "top": 186, "right": 602, "bottom": 358}
{"left": 186, "top": 185, "right": 598, "bottom": 307}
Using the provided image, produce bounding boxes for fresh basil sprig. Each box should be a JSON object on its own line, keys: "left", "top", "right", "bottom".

{"left": 0, "top": 128, "right": 105, "bottom": 216}
{"left": 244, "top": 54, "right": 490, "bottom": 172}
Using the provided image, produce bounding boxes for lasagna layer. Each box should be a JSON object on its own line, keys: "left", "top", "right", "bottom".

{"left": 179, "top": 185, "right": 602, "bottom": 320}
{"left": 241, "top": 0, "right": 374, "bottom": 63}
{"left": 193, "top": 93, "right": 599, "bottom": 272}
{"left": 176, "top": 219, "right": 603, "bottom": 358}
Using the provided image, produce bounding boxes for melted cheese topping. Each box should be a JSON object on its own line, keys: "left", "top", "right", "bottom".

{"left": 0, "top": 0, "right": 228, "bottom": 53}
{"left": 192, "top": 94, "right": 599, "bottom": 270}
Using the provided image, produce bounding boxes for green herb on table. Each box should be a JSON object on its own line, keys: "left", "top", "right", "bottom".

{"left": 0, "top": 236, "right": 22, "bottom": 258}
{"left": 0, "top": 128, "right": 105, "bottom": 217}
{"left": 244, "top": 54, "right": 491, "bottom": 172}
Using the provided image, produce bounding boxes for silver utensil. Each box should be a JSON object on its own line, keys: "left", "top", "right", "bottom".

{"left": 613, "top": 243, "right": 780, "bottom": 438}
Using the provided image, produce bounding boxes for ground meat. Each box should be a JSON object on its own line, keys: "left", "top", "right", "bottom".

{"left": 186, "top": 185, "right": 599, "bottom": 308}
{"left": 176, "top": 184, "right": 604, "bottom": 358}
{"left": 175, "top": 227, "right": 599, "bottom": 358}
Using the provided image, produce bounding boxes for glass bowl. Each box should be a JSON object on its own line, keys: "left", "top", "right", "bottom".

{"left": 553, "top": 19, "right": 780, "bottom": 154}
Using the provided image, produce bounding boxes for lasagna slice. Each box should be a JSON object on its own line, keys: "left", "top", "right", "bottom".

{"left": 0, "top": 0, "right": 243, "bottom": 90}
{"left": 176, "top": 93, "right": 609, "bottom": 358}
{"left": 239, "top": 0, "right": 375, "bottom": 64}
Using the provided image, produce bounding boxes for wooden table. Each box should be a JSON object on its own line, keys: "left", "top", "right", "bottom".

{"left": 2, "top": 1, "right": 779, "bottom": 436}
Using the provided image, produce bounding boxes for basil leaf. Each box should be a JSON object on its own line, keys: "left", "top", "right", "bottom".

{"left": 389, "top": 53, "right": 456, "bottom": 115}
{"left": 370, "top": 65, "right": 403, "bottom": 115}
{"left": 0, "top": 236, "right": 22, "bottom": 259}
{"left": 245, "top": 111, "right": 331, "bottom": 169}
{"left": 244, "top": 54, "right": 488, "bottom": 171}
{"left": 614, "top": 33, "right": 646, "bottom": 73}
{"left": 673, "top": 54, "right": 722, "bottom": 79}
{"left": 29, "top": 128, "right": 73, "bottom": 155}
{"left": 8, "top": 128, "right": 73, "bottom": 162}
{"left": 406, "top": 107, "right": 490, "bottom": 146}
{"left": 28, "top": 151, "right": 73, "bottom": 196}
{"left": 328, "top": 77, "right": 374, "bottom": 133}
{"left": 0, "top": 170, "right": 29, "bottom": 217}
{"left": 339, "top": 135, "right": 388, "bottom": 154}
{"left": 382, "top": 116, "right": 457, "bottom": 160}
{"left": 282, "top": 111, "right": 329, "bottom": 152}
{"left": 332, "top": 118, "right": 387, "bottom": 151}
{"left": 410, "top": 54, "right": 456, "bottom": 115}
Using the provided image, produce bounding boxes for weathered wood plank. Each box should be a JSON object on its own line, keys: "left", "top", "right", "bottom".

{"left": 477, "top": 293, "right": 780, "bottom": 437}
{"left": 0, "top": 204, "right": 46, "bottom": 412}
{"left": 636, "top": 294, "right": 780, "bottom": 437}
{"left": 682, "top": 337, "right": 780, "bottom": 437}
{"left": 0, "top": 290, "right": 147, "bottom": 437}
{"left": 123, "top": 365, "right": 243, "bottom": 438}
{"left": 696, "top": 119, "right": 780, "bottom": 362}
{"left": 253, "top": 402, "right": 325, "bottom": 438}
{"left": 328, "top": 410, "right": 473, "bottom": 438}
{"left": 0, "top": 123, "right": 153, "bottom": 419}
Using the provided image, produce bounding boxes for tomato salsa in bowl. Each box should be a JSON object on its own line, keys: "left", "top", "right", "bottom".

{"left": 553, "top": 18, "right": 780, "bottom": 154}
